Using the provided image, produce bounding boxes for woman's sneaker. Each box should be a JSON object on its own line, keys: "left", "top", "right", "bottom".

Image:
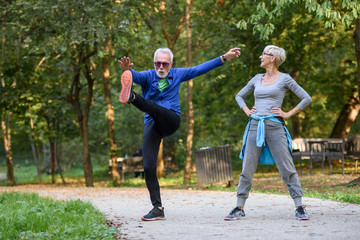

{"left": 295, "top": 206, "right": 309, "bottom": 220}
{"left": 119, "top": 70, "right": 133, "bottom": 103}
{"left": 224, "top": 207, "right": 246, "bottom": 221}
{"left": 141, "top": 207, "right": 166, "bottom": 221}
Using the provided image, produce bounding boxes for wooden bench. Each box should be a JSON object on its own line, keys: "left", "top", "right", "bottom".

{"left": 108, "top": 157, "right": 144, "bottom": 180}
{"left": 344, "top": 136, "right": 360, "bottom": 173}
{"left": 292, "top": 138, "right": 345, "bottom": 175}
{"left": 109, "top": 156, "right": 173, "bottom": 180}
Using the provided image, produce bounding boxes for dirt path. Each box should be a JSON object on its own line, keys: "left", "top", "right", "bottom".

{"left": 0, "top": 185, "right": 359, "bottom": 240}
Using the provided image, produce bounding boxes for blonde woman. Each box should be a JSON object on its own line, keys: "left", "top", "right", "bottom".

{"left": 225, "top": 45, "right": 312, "bottom": 221}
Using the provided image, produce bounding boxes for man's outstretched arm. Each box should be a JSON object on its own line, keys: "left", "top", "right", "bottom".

{"left": 179, "top": 47, "right": 242, "bottom": 81}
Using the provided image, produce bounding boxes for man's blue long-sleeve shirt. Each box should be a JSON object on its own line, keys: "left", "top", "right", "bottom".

{"left": 130, "top": 57, "right": 223, "bottom": 124}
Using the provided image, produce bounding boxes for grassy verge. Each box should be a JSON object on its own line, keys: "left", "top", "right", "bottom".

{"left": 0, "top": 192, "right": 118, "bottom": 240}
{"left": 0, "top": 165, "right": 109, "bottom": 186}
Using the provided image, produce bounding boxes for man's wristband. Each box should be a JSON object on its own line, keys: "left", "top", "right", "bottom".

{"left": 222, "top": 55, "right": 227, "bottom": 62}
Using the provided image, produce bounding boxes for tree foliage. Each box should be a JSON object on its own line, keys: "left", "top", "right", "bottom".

{"left": 1, "top": 0, "right": 359, "bottom": 183}
{"left": 237, "top": 0, "right": 360, "bottom": 40}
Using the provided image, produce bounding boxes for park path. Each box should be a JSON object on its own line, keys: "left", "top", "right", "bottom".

{"left": 0, "top": 185, "right": 359, "bottom": 240}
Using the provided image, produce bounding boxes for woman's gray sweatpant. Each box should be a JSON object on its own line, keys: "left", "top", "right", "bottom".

{"left": 236, "top": 119, "right": 303, "bottom": 207}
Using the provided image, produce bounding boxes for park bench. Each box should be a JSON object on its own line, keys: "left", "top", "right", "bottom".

{"left": 292, "top": 138, "right": 345, "bottom": 176}
{"left": 109, "top": 156, "right": 173, "bottom": 180}
{"left": 344, "top": 136, "right": 360, "bottom": 173}
{"left": 108, "top": 156, "right": 143, "bottom": 180}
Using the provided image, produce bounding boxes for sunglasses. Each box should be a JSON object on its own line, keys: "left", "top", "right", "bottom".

{"left": 154, "top": 61, "right": 170, "bottom": 68}
{"left": 261, "top": 52, "right": 273, "bottom": 57}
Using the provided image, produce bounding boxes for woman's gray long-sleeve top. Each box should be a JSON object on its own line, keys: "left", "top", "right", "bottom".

{"left": 235, "top": 73, "right": 312, "bottom": 115}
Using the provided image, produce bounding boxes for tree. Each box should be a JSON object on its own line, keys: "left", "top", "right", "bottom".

{"left": 183, "top": 0, "right": 194, "bottom": 184}
{"left": 331, "top": 88, "right": 360, "bottom": 137}
{"left": 102, "top": 48, "right": 121, "bottom": 185}
{"left": 44, "top": 0, "right": 115, "bottom": 186}
{"left": 0, "top": 5, "right": 18, "bottom": 186}
{"left": 237, "top": 0, "right": 360, "bottom": 136}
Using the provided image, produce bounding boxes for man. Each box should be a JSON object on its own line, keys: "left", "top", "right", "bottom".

{"left": 118, "top": 47, "right": 241, "bottom": 221}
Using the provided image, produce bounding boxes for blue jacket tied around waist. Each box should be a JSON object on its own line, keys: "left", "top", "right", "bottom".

{"left": 240, "top": 114, "right": 293, "bottom": 165}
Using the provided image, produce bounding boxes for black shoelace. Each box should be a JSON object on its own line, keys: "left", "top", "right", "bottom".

{"left": 297, "top": 206, "right": 306, "bottom": 214}
{"left": 231, "top": 207, "right": 242, "bottom": 214}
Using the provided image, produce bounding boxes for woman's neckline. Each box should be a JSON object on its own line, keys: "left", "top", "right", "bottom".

{"left": 260, "top": 72, "right": 282, "bottom": 86}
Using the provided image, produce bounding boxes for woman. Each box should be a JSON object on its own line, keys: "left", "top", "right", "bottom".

{"left": 224, "top": 45, "right": 312, "bottom": 221}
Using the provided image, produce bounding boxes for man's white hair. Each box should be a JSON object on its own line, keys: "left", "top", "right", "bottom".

{"left": 154, "top": 48, "right": 174, "bottom": 62}
{"left": 264, "top": 45, "right": 286, "bottom": 68}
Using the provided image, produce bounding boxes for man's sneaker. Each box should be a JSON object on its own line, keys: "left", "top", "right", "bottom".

{"left": 141, "top": 207, "right": 166, "bottom": 221}
{"left": 295, "top": 206, "right": 309, "bottom": 220}
{"left": 119, "top": 70, "right": 133, "bottom": 103}
{"left": 224, "top": 207, "right": 246, "bottom": 221}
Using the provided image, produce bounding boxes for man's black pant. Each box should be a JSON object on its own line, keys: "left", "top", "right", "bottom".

{"left": 131, "top": 94, "right": 180, "bottom": 207}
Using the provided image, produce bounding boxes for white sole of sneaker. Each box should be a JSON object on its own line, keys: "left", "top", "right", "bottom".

{"left": 141, "top": 217, "right": 166, "bottom": 221}
{"left": 224, "top": 217, "right": 246, "bottom": 221}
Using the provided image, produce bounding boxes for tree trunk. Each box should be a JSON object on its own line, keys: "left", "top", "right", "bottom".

{"left": 55, "top": 139, "right": 66, "bottom": 184}
{"left": 351, "top": 18, "right": 360, "bottom": 184}
{"left": 102, "top": 52, "right": 121, "bottom": 185}
{"left": 184, "top": 0, "right": 193, "bottom": 184}
{"left": 1, "top": 113, "right": 15, "bottom": 186}
{"left": 80, "top": 94, "right": 93, "bottom": 187}
{"left": 157, "top": 139, "right": 165, "bottom": 178}
{"left": 29, "top": 134, "right": 42, "bottom": 181}
{"left": 45, "top": 116, "right": 60, "bottom": 184}
{"left": 29, "top": 107, "right": 42, "bottom": 182}
{"left": 29, "top": 134, "right": 39, "bottom": 173}
{"left": 1, "top": 22, "right": 15, "bottom": 186}
{"left": 49, "top": 138, "right": 56, "bottom": 184}
{"left": 67, "top": 56, "right": 94, "bottom": 187}
{"left": 330, "top": 88, "right": 360, "bottom": 138}
{"left": 355, "top": 18, "right": 360, "bottom": 101}
{"left": 82, "top": 61, "right": 95, "bottom": 187}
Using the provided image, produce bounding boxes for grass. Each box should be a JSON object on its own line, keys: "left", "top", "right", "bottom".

{"left": 0, "top": 164, "right": 109, "bottom": 186}
{"left": 0, "top": 192, "right": 118, "bottom": 240}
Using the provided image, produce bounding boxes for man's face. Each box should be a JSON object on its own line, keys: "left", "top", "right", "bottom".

{"left": 154, "top": 52, "right": 173, "bottom": 78}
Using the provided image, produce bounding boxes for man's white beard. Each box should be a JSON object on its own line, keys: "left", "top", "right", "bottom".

{"left": 156, "top": 69, "right": 168, "bottom": 79}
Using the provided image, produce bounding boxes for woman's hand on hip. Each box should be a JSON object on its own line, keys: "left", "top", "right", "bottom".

{"left": 271, "top": 107, "right": 289, "bottom": 119}
{"left": 245, "top": 106, "right": 257, "bottom": 117}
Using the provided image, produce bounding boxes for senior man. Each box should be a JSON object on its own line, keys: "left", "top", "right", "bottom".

{"left": 118, "top": 47, "right": 241, "bottom": 221}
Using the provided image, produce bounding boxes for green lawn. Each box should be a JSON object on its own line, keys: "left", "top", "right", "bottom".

{"left": 0, "top": 192, "right": 118, "bottom": 240}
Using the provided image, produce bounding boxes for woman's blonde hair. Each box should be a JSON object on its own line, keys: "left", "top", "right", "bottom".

{"left": 264, "top": 45, "right": 286, "bottom": 68}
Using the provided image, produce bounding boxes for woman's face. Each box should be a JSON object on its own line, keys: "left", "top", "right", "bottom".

{"left": 259, "top": 51, "right": 274, "bottom": 68}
